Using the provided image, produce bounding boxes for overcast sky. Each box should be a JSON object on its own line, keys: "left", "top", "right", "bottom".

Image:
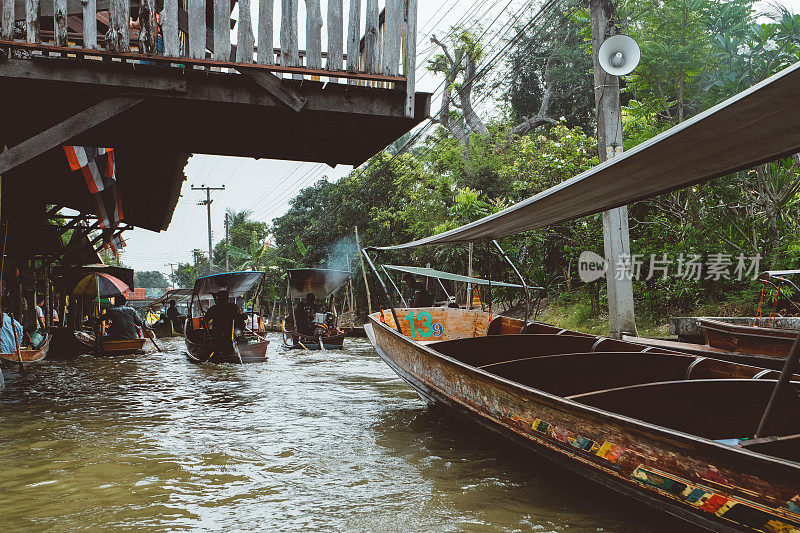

{"left": 121, "top": 0, "right": 800, "bottom": 276}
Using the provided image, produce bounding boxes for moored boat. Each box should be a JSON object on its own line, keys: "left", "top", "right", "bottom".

{"left": 0, "top": 333, "right": 51, "bottom": 365}
{"left": 699, "top": 318, "right": 797, "bottom": 359}
{"left": 184, "top": 271, "right": 269, "bottom": 364}
{"left": 366, "top": 306, "right": 800, "bottom": 533}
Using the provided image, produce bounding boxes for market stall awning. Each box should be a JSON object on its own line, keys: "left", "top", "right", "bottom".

{"left": 376, "top": 60, "right": 800, "bottom": 250}
{"left": 193, "top": 272, "right": 264, "bottom": 298}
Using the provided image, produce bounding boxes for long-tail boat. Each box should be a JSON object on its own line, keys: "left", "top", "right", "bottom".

{"left": 282, "top": 268, "right": 351, "bottom": 350}
{"left": 184, "top": 271, "right": 269, "bottom": 364}
{"left": 75, "top": 331, "right": 154, "bottom": 355}
{"left": 359, "top": 60, "right": 800, "bottom": 532}
{"left": 147, "top": 288, "right": 192, "bottom": 338}
{"left": 0, "top": 333, "right": 51, "bottom": 365}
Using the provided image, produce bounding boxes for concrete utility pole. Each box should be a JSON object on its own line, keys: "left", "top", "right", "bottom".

{"left": 192, "top": 184, "right": 225, "bottom": 275}
{"left": 224, "top": 212, "right": 230, "bottom": 272}
{"left": 164, "top": 262, "right": 178, "bottom": 288}
{"left": 192, "top": 249, "right": 202, "bottom": 278}
{"left": 590, "top": 0, "right": 637, "bottom": 339}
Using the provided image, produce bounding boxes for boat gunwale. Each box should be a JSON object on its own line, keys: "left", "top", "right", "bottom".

{"left": 699, "top": 318, "right": 799, "bottom": 338}
{"left": 367, "top": 313, "right": 800, "bottom": 473}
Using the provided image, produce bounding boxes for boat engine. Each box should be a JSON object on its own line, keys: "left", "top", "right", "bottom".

{"left": 311, "top": 312, "right": 335, "bottom": 337}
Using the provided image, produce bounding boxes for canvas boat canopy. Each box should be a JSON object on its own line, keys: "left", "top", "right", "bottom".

{"left": 376, "top": 60, "right": 800, "bottom": 250}
{"left": 149, "top": 288, "right": 193, "bottom": 308}
{"left": 384, "top": 265, "right": 540, "bottom": 289}
{"left": 286, "top": 269, "right": 352, "bottom": 299}
{"left": 193, "top": 272, "right": 264, "bottom": 299}
{"left": 761, "top": 270, "right": 800, "bottom": 278}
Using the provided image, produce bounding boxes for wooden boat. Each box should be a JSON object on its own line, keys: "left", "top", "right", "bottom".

{"left": 366, "top": 307, "right": 800, "bottom": 533}
{"left": 699, "top": 318, "right": 797, "bottom": 359}
{"left": 282, "top": 268, "right": 351, "bottom": 350}
{"left": 0, "top": 333, "right": 51, "bottom": 365}
{"left": 150, "top": 320, "right": 182, "bottom": 339}
{"left": 75, "top": 331, "right": 154, "bottom": 355}
{"left": 184, "top": 271, "right": 269, "bottom": 364}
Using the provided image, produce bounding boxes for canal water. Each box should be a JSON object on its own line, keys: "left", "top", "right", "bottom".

{"left": 0, "top": 335, "right": 693, "bottom": 531}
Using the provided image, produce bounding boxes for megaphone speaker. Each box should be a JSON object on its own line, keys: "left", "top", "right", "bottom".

{"left": 598, "top": 35, "right": 640, "bottom": 76}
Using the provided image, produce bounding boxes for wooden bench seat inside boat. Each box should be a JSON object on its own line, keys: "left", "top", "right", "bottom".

{"left": 429, "top": 334, "right": 675, "bottom": 368}
{"left": 479, "top": 352, "right": 699, "bottom": 397}
{"left": 568, "top": 379, "right": 800, "bottom": 440}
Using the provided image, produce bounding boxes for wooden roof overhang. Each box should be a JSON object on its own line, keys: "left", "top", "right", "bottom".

{"left": 0, "top": 56, "right": 431, "bottom": 167}
{"left": 375, "top": 60, "right": 800, "bottom": 249}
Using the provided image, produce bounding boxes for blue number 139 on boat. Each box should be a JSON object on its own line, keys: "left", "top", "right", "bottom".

{"left": 405, "top": 311, "right": 443, "bottom": 338}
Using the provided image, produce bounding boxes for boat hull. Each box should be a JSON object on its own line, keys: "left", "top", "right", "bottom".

{"left": 184, "top": 330, "right": 269, "bottom": 364}
{"left": 75, "top": 331, "right": 153, "bottom": 355}
{"left": 700, "top": 319, "right": 796, "bottom": 359}
{"left": 0, "top": 333, "right": 51, "bottom": 366}
{"left": 366, "top": 317, "right": 800, "bottom": 533}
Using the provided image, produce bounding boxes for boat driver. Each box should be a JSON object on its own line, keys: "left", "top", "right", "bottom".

{"left": 293, "top": 293, "right": 318, "bottom": 334}
{"left": 102, "top": 294, "right": 144, "bottom": 340}
{"left": 205, "top": 290, "right": 245, "bottom": 348}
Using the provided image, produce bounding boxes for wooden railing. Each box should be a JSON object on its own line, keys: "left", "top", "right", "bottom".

{"left": 1, "top": 0, "right": 418, "bottom": 116}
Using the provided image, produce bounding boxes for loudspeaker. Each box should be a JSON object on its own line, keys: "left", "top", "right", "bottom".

{"left": 598, "top": 35, "right": 640, "bottom": 76}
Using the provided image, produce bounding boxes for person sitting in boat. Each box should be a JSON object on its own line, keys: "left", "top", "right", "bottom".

{"left": 101, "top": 294, "right": 144, "bottom": 340}
{"left": 205, "top": 290, "right": 245, "bottom": 349}
{"left": 0, "top": 312, "right": 23, "bottom": 354}
{"left": 293, "top": 293, "right": 319, "bottom": 334}
{"left": 166, "top": 300, "right": 183, "bottom": 333}
{"left": 405, "top": 275, "right": 434, "bottom": 307}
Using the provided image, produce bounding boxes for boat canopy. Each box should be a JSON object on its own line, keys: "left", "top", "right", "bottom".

{"left": 374, "top": 60, "right": 800, "bottom": 250}
{"left": 149, "top": 288, "right": 193, "bottom": 308}
{"left": 192, "top": 271, "right": 264, "bottom": 298}
{"left": 286, "top": 269, "right": 352, "bottom": 299}
{"left": 384, "top": 264, "right": 540, "bottom": 289}
{"left": 761, "top": 270, "right": 800, "bottom": 278}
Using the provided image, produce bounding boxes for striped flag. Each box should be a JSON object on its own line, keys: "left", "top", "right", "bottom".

{"left": 102, "top": 233, "right": 127, "bottom": 256}
{"left": 63, "top": 146, "right": 123, "bottom": 227}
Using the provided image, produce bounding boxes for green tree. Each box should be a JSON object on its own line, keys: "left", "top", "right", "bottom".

{"left": 135, "top": 270, "right": 170, "bottom": 288}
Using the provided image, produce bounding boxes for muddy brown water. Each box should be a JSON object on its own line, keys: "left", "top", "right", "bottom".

{"left": 0, "top": 334, "right": 695, "bottom": 531}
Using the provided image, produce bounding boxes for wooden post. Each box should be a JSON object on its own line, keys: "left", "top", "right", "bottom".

{"left": 280, "top": 0, "right": 298, "bottom": 68}
{"left": 305, "top": 0, "right": 321, "bottom": 69}
{"left": 383, "top": 0, "right": 402, "bottom": 76}
{"left": 213, "top": 0, "right": 230, "bottom": 61}
{"left": 326, "top": 0, "right": 342, "bottom": 71}
{"left": 81, "top": 0, "right": 97, "bottom": 49}
{"left": 139, "top": 0, "right": 158, "bottom": 54}
{"left": 188, "top": 0, "right": 206, "bottom": 58}
{"left": 257, "top": 0, "right": 274, "bottom": 64}
{"left": 466, "top": 241, "right": 473, "bottom": 310}
{"left": 364, "top": 0, "right": 378, "bottom": 74}
{"left": 403, "top": 0, "right": 417, "bottom": 117}
{"left": 346, "top": 0, "right": 360, "bottom": 76}
{"left": 354, "top": 226, "right": 372, "bottom": 314}
{"left": 236, "top": 0, "right": 254, "bottom": 63}
{"left": 107, "top": 0, "right": 130, "bottom": 51}
{"left": 590, "top": 0, "right": 636, "bottom": 339}
{"left": 53, "top": 0, "right": 67, "bottom": 45}
{"left": 1, "top": 0, "right": 13, "bottom": 41}
{"left": 162, "top": 0, "right": 179, "bottom": 56}
{"left": 26, "top": 0, "right": 39, "bottom": 43}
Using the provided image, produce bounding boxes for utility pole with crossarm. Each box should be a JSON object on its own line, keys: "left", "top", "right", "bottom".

{"left": 192, "top": 184, "right": 225, "bottom": 275}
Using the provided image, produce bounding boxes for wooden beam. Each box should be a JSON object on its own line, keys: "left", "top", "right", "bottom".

{"left": 0, "top": 96, "right": 142, "bottom": 175}
{"left": 235, "top": 67, "right": 307, "bottom": 111}
{"left": 383, "top": 0, "right": 402, "bottom": 76}
{"left": 163, "top": 0, "right": 178, "bottom": 56}
{"left": 364, "top": 0, "right": 379, "bottom": 74}
{"left": 26, "top": 0, "right": 39, "bottom": 43}
{"left": 305, "top": 0, "right": 321, "bottom": 69}
{"left": 212, "top": 0, "right": 230, "bottom": 61}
